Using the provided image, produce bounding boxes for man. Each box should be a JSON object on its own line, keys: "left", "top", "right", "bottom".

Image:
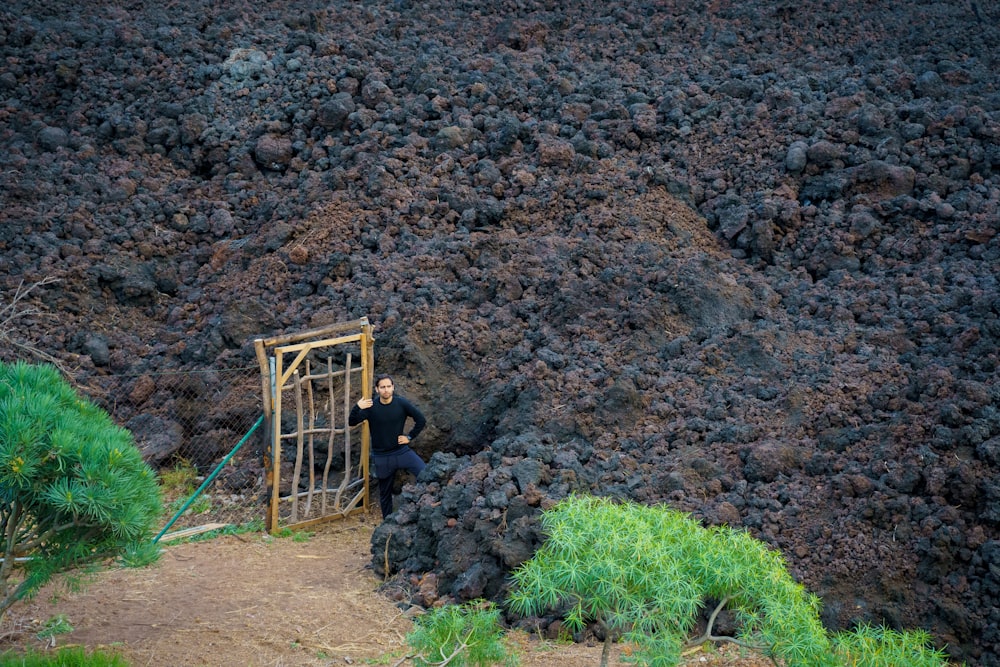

{"left": 348, "top": 374, "right": 427, "bottom": 519}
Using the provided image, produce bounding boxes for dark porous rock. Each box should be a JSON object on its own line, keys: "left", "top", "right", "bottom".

{"left": 914, "top": 70, "right": 947, "bottom": 99}
{"left": 451, "top": 561, "right": 488, "bottom": 599}
{"left": 128, "top": 375, "right": 157, "bottom": 406}
{"left": 88, "top": 262, "right": 159, "bottom": 307}
{"left": 181, "top": 428, "right": 239, "bottom": 469}
{"left": 671, "top": 261, "right": 755, "bottom": 327}
{"left": 785, "top": 140, "right": 809, "bottom": 172}
{"left": 806, "top": 140, "right": 844, "bottom": 167}
{"left": 216, "top": 464, "right": 259, "bottom": 492}
{"left": 741, "top": 439, "right": 806, "bottom": 483}
{"left": 712, "top": 501, "right": 742, "bottom": 526}
{"left": 219, "top": 299, "right": 276, "bottom": 348}
{"left": 817, "top": 427, "right": 863, "bottom": 453}
{"left": 317, "top": 92, "right": 357, "bottom": 129}
{"left": 433, "top": 126, "right": 477, "bottom": 151}
{"left": 83, "top": 335, "right": 111, "bottom": 367}
{"left": 977, "top": 436, "right": 1000, "bottom": 466}
{"left": 127, "top": 413, "right": 185, "bottom": 465}
{"left": 980, "top": 480, "right": 1000, "bottom": 526}
{"left": 253, "top": 133, "right": 293, "bottom": 170}
{"left": 37, "top": 125, "right": 70, "bottom": 151}
{"left": 802, "top": 160, "right": 915, "bottom": 203}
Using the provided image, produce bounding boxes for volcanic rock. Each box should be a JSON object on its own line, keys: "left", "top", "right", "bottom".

{"left": 1, "top": 0, "right": 999, "bottom": 663}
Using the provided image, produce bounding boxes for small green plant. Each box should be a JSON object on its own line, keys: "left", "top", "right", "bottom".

{"left": 0, "top": 645, "right": 130, "bottom": 667}
{"left": 116, "top": 540, "right": 163, "bottom": 569}
{"left": 188, "top": 495, "right": 213, "bottom": 515}
{"left": 35, "top": 614, "right": 73, "bottom": 640}
{"left": 406, "top": 601, "right": 519, "bottom": 667}
{"left": 164, "top": 495, "right": 210, "bottom": 518}
{"left": 365, "top": 651, "right": 404, "bottom": 665}
{"left": 159, "top": 459, "right": 199, "bottom": 496}
{"left": 0, "top": 361, "right": 163, "bottom": 619}
{"left": 833, "top": 623, "right": 953, "bottom": 667}
{"left": 272, "top": 526, "right": 313, "bottom": 542}
{"left": 160, "top": 459, "right": 212, "bottom": 517}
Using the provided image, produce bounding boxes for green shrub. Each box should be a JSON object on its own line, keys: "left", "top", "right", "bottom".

{"left": 0, "top": 361, "right": 162, "bottom": 619}
{"left": 406, "top": 601, "right": 519, "bottom": 667}
{"left": 504, "top": 495, "right": 958, "bottom": 667}
{"left": 507, "top": 495, "right": 835, "bottom": 667}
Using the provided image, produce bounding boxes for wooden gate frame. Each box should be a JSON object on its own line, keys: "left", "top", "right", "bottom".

{"left": 254, "top": 317, "right": 374, "bottom": 533}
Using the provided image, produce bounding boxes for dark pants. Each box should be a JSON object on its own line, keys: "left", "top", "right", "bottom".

{"left": 373, "top": 447, "right": 426, "bottom": 519}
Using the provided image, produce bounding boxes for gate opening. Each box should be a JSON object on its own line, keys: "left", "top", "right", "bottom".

{"left": 254, "top": 318, "right": 374, "bottom": 533}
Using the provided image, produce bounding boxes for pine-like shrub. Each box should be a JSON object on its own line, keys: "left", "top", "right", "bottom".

{"left": 507, "top": 494, "right": 836, "bottom": 667}
{"left": 406, "top": 600, "right": 519, "bottom": 667}
{"left": 0, "top": 361, "right": 162, "bottom": 618}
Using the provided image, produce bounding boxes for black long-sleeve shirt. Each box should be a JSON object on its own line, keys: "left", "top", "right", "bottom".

{"left": 348, "top": 395, "right": 426, "bottom": 454}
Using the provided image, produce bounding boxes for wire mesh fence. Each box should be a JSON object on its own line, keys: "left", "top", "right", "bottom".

{"left": 80, "top": 365, "right": 268, "bottom": 536}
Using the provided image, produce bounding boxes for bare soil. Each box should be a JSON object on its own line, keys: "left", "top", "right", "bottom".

{"left": 1, "top": 512, "right": 771, "bottom": 667}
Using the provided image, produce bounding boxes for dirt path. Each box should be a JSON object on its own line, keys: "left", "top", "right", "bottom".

{"left": 2, "top": 512, "right": 767, "bottom": 667}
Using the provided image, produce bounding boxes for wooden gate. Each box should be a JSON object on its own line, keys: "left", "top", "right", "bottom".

{"left": 254, "top": 318, "right": 374, "bottom": 533}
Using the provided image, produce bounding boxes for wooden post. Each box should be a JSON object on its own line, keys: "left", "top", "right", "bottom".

{"left": 270, "top": 350, "right": 284, "bottom": 532}
{"left": 304, "top": 360, "right": 316, "bottom": 519}
{"left": 290, "top": 369, "right": 305, "bottom": 523}
{"left": 360, "top": 321, "right": 374, "bottom": 511}
{"left": 321, "top": 356, "right": 335, "bottom": 515}
{"left": 254, "top": 338, "right": 275, "bottom": 532}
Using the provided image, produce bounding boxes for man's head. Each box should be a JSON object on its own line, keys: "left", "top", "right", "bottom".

{"left": 375, "top": 374, "right": 394, "bottom": 403}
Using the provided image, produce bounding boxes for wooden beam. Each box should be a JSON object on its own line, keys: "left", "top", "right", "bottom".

{"left": 158, "top": 523, "right": 230, "bottom": 542}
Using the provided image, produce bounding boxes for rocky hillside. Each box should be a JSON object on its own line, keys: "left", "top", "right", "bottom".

{"left": 1, "top": 0, "right": 998, "bottom": 663}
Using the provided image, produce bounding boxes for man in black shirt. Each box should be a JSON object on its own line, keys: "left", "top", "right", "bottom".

{"left": 348, "top": 374, "right": 427, "bottom": 519}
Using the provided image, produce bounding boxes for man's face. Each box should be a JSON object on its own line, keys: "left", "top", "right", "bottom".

{"left": 376, "top": 379, "right": 394, "bottom": 402}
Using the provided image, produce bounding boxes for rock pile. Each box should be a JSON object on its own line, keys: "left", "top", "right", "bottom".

{"left": 1, "top": 0, "right": 998, "bottom": 662}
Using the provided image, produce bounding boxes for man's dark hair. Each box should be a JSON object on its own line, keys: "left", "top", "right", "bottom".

{"left": 375, "top": 374, "right": 394, "bottom": 387}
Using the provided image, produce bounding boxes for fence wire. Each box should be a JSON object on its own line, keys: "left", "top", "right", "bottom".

{"left": 80, "top": 365, "right": 267, "bottom": 535}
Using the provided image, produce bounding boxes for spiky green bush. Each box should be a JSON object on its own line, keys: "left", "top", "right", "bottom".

{"left": 406, "top": 601, "right": 519, "bottom": 667}
{"left": 0, "top": 361, "right": 162, "bottom": 618}
{"left": 507, "top": 495, "right": 836, "bottom": 667}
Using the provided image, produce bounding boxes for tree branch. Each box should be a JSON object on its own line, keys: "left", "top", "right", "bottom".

{"left": 0, "top": 502, "right": 24, "bottom": 584}
{"left": 0, "top": 277, "right": 59, "bottom": 323}
{"left": 428, "top": 631, "right": 472, "bottom": 667}
{"left": 13, "top": 518, "right": 98, "bottom": 555}
{"left": 0, "top": 277, "right": 69, "bottom": 374}
{"left": 0, "top": 576, "right": 38, "bottom": 620}
{"left": 684, "top": 595, "right": 770, "bottom": 654}
{"left": 405, "top": 627, "right": 476, "bottom": 667}
{"left": 390, "top": 653, "right": 415, "bottom": 667}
